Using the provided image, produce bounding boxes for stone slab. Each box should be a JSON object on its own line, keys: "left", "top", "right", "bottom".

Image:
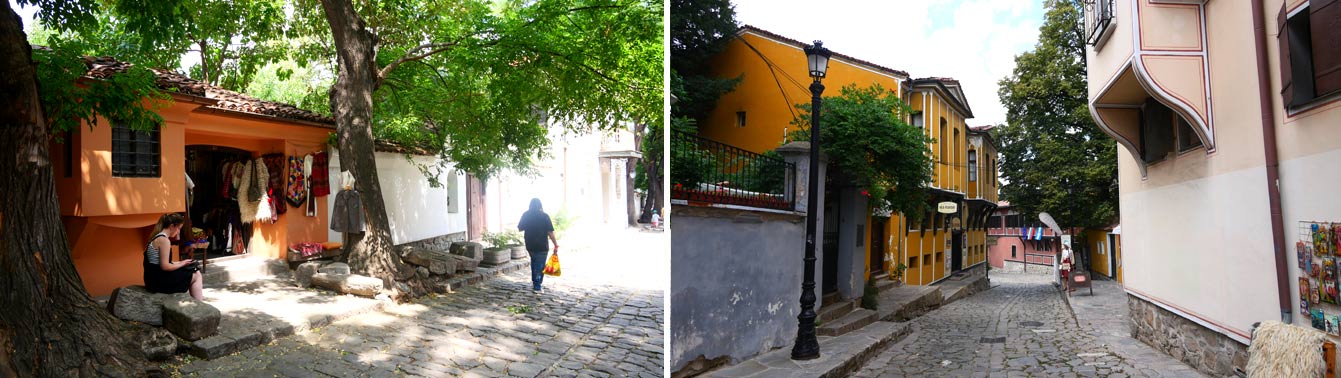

{"left": 163, "top": 296, "right": 222, "bottom": 341}
{"left": 186, "top": 277, "right": 384, "bottom": 359}
{"left": 108, "top": 285, "right": 190, "bottom": 326}
{"left": 450, "top": 241, "right": 484, "bottom": 261}
{"left": 703, "top": 321, "right": 911, "bottom": 378}
{"left": 875, "top": 284, "right": 942, "bottom": 322}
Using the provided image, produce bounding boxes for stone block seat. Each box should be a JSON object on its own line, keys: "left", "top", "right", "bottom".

{"left": 107, "top": 285, "right": 222, "bottom": 341}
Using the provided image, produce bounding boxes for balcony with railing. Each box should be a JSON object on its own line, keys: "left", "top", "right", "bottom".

{"left": 1085, "top": 0, "right": 1116, "bottom": 48}
{"left": 670, "top": 131, "right": 796, "bottom": 211}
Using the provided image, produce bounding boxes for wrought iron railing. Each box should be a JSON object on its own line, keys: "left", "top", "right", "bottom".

{"left": 671, "top": 130, "right": 796, "bottom": 211}
{"left": 1085, "top": 0, "right": 1115, "bottom": 47}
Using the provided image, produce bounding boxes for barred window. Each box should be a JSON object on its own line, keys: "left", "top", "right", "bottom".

{"left": 112, "top": 121, "right": 160, "bottom": 177}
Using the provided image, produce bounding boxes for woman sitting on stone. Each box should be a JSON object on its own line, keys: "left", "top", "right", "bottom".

{"left": 145, "top": 213, "right": 204, "bottom": 300}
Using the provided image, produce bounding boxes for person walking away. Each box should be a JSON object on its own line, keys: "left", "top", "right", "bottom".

{"left": 145, "top": 213, "right": 204, "bottom": 300}
{"left": 518, "top": 198, "right": 559, "bottom": 292}
{"left": 1060, "top": 244, "right": 1074, "bottom": 293}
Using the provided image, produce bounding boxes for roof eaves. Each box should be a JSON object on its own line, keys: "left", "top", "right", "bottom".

{"left": 738, "top": 25, "right": 910, "bottom": 80}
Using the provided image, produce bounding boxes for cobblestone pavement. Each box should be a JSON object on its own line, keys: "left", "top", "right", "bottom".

{"left": 169, "top": 227, "right": 666, "bottom": 377}
{"left": 853, "top": 271, "right": 1206, "bottom": 378}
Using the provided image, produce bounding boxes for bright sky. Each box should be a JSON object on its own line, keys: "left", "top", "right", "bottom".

{"left": 729, "top": 0, "right": 1045, "bottom": 126}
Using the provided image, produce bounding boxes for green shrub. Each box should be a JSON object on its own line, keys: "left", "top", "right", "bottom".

{"left": 861, "top": 277, "right": 879, "bottom": 311}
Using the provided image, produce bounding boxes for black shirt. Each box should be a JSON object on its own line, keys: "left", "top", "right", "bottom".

{"left": 518, "top": 211, "right": 555, "bottom": 251}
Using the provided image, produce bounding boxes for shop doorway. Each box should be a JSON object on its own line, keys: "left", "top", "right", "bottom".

{"left": 951, "top": 229, "right": 963, "bottom": 272}
{"left": 185, "top": 145, "right": 254, "bottom": 261}
{"left": 869, "top": 217, "right": 886, "bottom": 277}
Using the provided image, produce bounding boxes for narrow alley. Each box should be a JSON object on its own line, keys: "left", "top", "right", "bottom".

{"left": 853, "top": 272, "right": 1207, "bottom": 378}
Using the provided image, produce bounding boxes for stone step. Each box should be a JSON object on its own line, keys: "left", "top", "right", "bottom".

{"left": 201, "top": 257, "right": 285, "bottom": 287}
{"left": 821, "top": 291, "right": 842, "bottom": 307}
{"left": 818, "top": 300, "right": 854, "bottom": 324}
{"left": 874, "top": 278, "right": 899, "bottom": 293}
{"left": 818, "top": 308, "right": 877, "bottom": 337}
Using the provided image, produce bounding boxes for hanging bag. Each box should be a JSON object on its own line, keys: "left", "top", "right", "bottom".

{"left": 544, "top": 252, "right": 561, "bottom": 276}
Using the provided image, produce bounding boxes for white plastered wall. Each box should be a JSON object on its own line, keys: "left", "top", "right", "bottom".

{"left": 327, "top": 150, "right": 468, "bottom": 244}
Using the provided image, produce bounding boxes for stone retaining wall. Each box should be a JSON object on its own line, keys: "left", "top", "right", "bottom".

{"left": 1128, "top": 294, "right": 1248, "bottom": 377}
{"left": 398, "top": 232, "right": 468, "bottom": 251}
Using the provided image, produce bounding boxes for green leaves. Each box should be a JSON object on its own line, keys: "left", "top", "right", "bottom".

{"left": 789, "top": 84, "right": 933, "bottom": 218}
{"left": 365, "top": 0, "right": 663, "bottom": 182}
{"left": 33, "top": 38, "right": 167, "bottom": 136}
{"left": 996, "top": 0, "right": 1117, "bottom": 228}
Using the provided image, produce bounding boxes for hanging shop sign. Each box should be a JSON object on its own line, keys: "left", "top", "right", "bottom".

{"left": 937, "top": 201, "right": 958, "bottom": 214}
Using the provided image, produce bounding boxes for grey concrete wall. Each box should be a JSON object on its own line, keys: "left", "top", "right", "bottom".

{"left": 836, "top": 186, "right": 868, "bottom": 300}
{"left": 670, "top": 205, "right": 807, "bottom": 372}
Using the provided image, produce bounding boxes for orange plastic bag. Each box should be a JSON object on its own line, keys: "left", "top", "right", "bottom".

{"left": 543, "top": 252, "right": 561, "bottom": 276}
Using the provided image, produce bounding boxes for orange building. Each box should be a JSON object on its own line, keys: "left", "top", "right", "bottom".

{"left": 55, "top": 58, "right": 335, "bottom": 297}
{"left": 696, "top": 26, "right": 998, "bottom": 293}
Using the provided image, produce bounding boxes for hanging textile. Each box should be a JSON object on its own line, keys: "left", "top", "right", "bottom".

{"left": 263, "top": 153, "right": 287, "bottom": 215}
{"left": 256, "top": 189, "right": 276, "bottom": 223}
{"left": 232, "top": 161, "right": 245, "bottom": 200}
{"left": 304, "top": 154, "right": 316, "bottom": 217}
{"left": 286, "top": 156, "right": 307, "bottom": 207}
{"left": 330, "top": 188, "right": 365, "bottom": 233}
{"left": 185, "top": 173, "right": 195, "bottom": 207}
{"left": 311, "top": 151, "right": 331, "bottom": 197}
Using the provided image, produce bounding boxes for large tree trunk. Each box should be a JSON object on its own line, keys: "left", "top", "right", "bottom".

{"left": 636, "top": 122, "right": 663, "bottom": 224}
{"left": 320, "top": 0, "right": 407, "bottom": 294}
{"left": 0, "top": 4, "right": 147, "bottom": 376}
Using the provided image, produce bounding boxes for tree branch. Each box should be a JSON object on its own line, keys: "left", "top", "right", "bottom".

{"left": 377, "top": 42, "right": 458, "bottom": 80}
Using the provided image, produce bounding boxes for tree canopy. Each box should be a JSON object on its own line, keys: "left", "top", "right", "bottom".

{"left": 789, "top": 84, "right": 933, "bottom": 218}
{"left": 669, "top": 0, "right": 738, "bottom": 120}
{"left": 995, "top": 0, "right": 1117, "bottom": 229}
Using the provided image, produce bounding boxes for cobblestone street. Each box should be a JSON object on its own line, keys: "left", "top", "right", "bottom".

{"left": 853, "top": 271, "right": 1207, "bottom": 378}
{"left": 168, "top": 227, "right": 666, "bottom": 377}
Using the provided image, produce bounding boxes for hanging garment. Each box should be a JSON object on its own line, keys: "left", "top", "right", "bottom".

{"left": 230, "top": 161, "right": 245, "bottom": 200}
{"left": 330, "top": 189, "right": 365, "bottom": 233}
{"left": 185, "top": 173, "right": 195, "bottom": 207}
{"left": 256, "top": 189, "right": 276, "bottom": 222}
{"left": 311, "top": 151, "right": 331, "bottom": 197}
{"left": 237, "top": 160, "right": 266, "bottom": 223}
{"left": 304, "top": 154, "right": 316, "bottom": 217}
{"left": 263, "top": 154, "right": 287, "bottom": 215}
{"left": 286, "top": 156, "right": 307, "bottom": 207}
{"left": 220, "top": 161, "right": 234, "bottom": 199}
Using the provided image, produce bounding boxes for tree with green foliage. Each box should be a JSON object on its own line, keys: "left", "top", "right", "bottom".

{"left": 788, "top": 84, "right": 933, "bottom": 218}
{"left": 298, "top": 0, "right": 663, "bottom": 296}
{"left": 29, "top": 0, "right": 294, "bottom": 92}
{"left": 996, "top": 0, "right": 1117, "bottom": 229}
{"left": 3, "top": 0, "right": 175, "bottom": 375}
{"left": 669, "top": 0, "right": 739, "bottom": 120}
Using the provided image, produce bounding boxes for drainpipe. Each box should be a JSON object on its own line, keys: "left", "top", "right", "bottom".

{"left": 1251, "top": 0, "right": 1291, "bottom": 324}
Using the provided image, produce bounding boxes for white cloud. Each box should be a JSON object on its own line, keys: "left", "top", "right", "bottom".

{"left": 729, "top": 0, "right": 1043, "bottom": 126}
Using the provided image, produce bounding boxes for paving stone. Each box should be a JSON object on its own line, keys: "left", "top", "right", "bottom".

{"left": 849, "top": 271, "right": 1207, "bottom": 378}
{"left": 168, "top": 264, "right": 662, "bottom": 376}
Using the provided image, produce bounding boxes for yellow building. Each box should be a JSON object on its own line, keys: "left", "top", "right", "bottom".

{"left": 697, "top": 26, "right": 998, "bottom": 290}
{"left": 886, "top": 79, "right": 998, "bottom": 285}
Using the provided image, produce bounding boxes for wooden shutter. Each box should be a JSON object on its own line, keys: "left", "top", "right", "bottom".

{"left": 1280, "top": 3, "right": 1294, "bottom": 106}
{"left": 1312, "top": 0, "right": 1341, "bottom": 96}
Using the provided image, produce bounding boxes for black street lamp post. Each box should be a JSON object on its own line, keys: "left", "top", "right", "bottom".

{"left": 792, "top": 40, "right": 831, "bottom": 361}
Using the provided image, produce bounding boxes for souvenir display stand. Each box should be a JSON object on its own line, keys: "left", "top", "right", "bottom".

{"left": 1299, "top": 221, "right": 1341, "bottom": 335}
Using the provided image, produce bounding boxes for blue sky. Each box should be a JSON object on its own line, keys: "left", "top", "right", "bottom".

{"left": 729, "top": 0, "right": 1047, "bottom": 126}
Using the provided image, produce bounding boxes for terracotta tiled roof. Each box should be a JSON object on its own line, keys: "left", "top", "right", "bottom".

{"left": 81, "top": 56, "right": 334, "bottom": 126}
{"left": 739, "top": 25, "right": 910, "bottom": 79}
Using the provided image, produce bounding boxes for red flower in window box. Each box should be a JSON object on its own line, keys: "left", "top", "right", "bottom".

{"left": 861, "top": 190, "right": 870, "bottom": 197}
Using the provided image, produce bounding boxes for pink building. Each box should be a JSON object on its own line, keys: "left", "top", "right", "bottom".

{"left": 986, "top": 202, "right": 1060, "bottom": 272}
